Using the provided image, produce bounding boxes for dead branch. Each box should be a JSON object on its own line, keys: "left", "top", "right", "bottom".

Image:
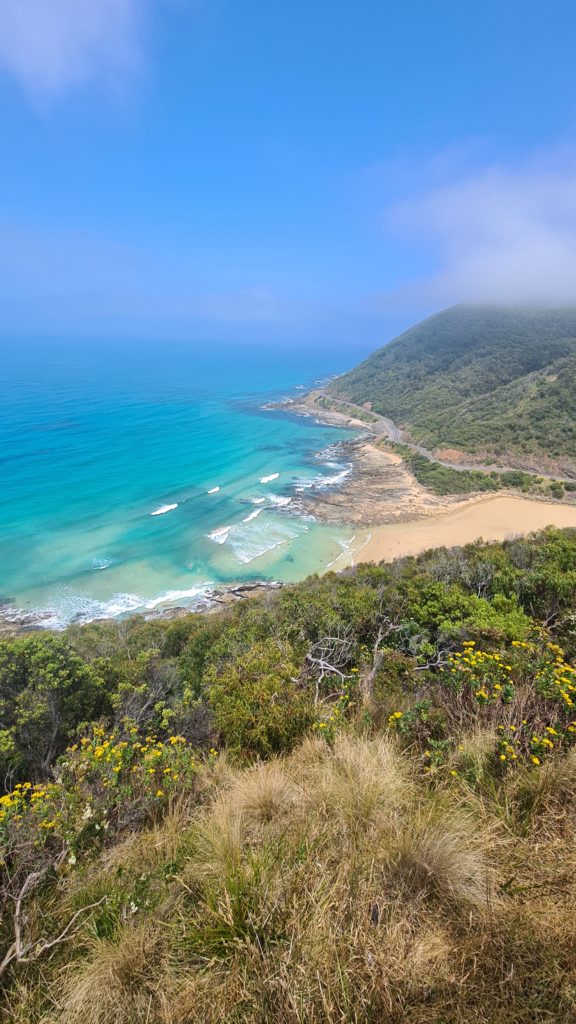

{"left": 0, "top": 870, "right": 106, "bottom": 978}
{"left": 305, "top": 632, "right": 353, "bottom": 704}
{"left": 360, "top": 615, "right": 404, "bottom": 707}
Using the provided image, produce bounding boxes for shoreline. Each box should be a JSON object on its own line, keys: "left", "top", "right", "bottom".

{"left": 5, "top": 493, "right": 576, "bottom": 635}
{"left": 4, "top": 393, "right": 576, "bottom": 636}
{"left": 325, "top": 494, "right": 576, "bottom": 571}
{"left": 0, "top": 580, "right": 285, "bottom": 637}
{"left": 297, "top": 435, "right": 484, "bottom": 526}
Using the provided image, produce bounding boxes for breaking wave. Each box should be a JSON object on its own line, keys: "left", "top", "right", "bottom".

{"left": 207, "top": 511, "right": 308, "bottom": 564}
{"left": 4, "top": 583, "right": 214, "bottom": 630}
{"left": 150, "top": 503, "right": 178, "bottom": 516}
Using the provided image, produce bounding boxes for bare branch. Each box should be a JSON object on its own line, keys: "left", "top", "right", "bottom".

{"left": 360, "top": 614, "right": 404, "bottom": 707}
{"left": 0, "top": 870, "right": 106, "bottom": 978}
{"left": 305, "top": 630, "right": 354, "bottom": 703}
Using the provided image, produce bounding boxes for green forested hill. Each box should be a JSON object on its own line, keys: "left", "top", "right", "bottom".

{"left": 330, "top": 305, "right": 576, "bottom": 467}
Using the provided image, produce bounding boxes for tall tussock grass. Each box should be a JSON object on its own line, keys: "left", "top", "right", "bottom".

{"left": 4, "top": 733, "right": 576, "bottom": 1024}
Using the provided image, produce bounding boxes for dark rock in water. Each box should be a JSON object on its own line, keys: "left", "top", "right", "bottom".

{"left": 0, "top": 604, "right": 55, "bottom": 637}
{"left": 0, "top": 581, "right": 286, "bottom": 636}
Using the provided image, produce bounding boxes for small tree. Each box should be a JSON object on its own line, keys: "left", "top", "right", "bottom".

{"left": 0, "top": 634, "right": 108, "bottom": 782}
{"left": 207, "top": 642, "right": 312, "bottom": 757}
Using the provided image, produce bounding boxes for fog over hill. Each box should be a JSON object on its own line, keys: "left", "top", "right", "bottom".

{"left": 330, "top": 305, "right": 576, "bottom": 470}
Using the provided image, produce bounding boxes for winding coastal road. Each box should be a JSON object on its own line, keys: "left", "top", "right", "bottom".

{"left": 318, "top": 396, "right": 576, "bottom": 484}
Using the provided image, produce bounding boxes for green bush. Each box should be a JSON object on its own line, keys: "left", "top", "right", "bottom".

{"left": 207, "top": 642, "right": 313, "bottom": 756}
{"left": 0, "top": 634, "right": 110, "bottom": 781}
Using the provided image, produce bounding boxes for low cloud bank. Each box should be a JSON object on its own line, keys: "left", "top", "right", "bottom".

{"left": 383, "top": 150, "right": 576, "bottom": 307}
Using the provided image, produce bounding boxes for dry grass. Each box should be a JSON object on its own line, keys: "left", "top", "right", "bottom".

{"left": 304, "top": 732, "right": 413, "bottom": 836}
{"left": 231, "top": 759, "right": 301, "bottom": 827}
{"left": 54, "top": 924, "right": 166, "bottom": 1024}
{"left": 377, "top": 807, "right": 498, "bottom": 910}
{"left": 4, "top": 734, "right": 576, "bottom": 1024}
{"left": 509, "top": 747, "right": 576, "bottom": 832}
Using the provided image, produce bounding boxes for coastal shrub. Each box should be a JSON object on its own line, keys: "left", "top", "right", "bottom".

{"left": 385, "top": 636, "right": 576, "bottom": 784}
{"left": 392, "top": 445, "right": 568, "bottom": 498}
{"left": 206, "top": 642, "right": 313, "bottom": 756}
{"left": 0, "top": 634, "right": 110, "bottom": 782}
{"left": 0, "top": 726, "right": 202, "bottom": 895}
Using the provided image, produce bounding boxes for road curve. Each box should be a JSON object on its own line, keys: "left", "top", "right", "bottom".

{"left": 325, "top": 397, "right": 576, "bottom": 484}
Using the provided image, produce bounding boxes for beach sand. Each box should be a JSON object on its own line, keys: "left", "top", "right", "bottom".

{"left": 329, "top": 495, "right": 576, "bottom": 569}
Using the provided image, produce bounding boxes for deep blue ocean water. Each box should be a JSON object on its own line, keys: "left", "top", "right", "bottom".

{"left": 0, "top": 339, "right": 367, "bottom": 626}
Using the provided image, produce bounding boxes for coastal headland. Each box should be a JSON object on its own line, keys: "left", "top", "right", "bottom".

{"left": 278, "top": 388, "right": 576, "bottom": 565}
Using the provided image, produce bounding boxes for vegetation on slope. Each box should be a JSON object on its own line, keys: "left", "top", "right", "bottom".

{"left": 330, "top": 305, "right": 576, "bottom": 468}
{"left": 1, "top": 527, "right": 576, "bottom": 1021}
{"left": 387, "top": 442, "right": 573, "bottom": 498}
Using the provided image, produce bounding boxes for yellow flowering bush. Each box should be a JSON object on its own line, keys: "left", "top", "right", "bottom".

{"left": 530, "top": 640, "right": 576, "bottom": 709}
{"left": 0, "top": 726, "right": 200, "bottom": 871}
{"left": 313, "top": 684, "right": 352, "bottom": 741}
{"left": 386, "top": 636, "right": 576, "bottom": 773}
{"left": 445, "top": 641, "right": 515, "bottom": 704}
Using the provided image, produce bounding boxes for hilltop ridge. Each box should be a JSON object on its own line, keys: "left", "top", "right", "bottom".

{"left": 329, "top": 305, "right": 576, "bottom": 473}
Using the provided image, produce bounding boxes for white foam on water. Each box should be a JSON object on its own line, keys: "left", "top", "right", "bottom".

{"left": 251, "top": 497, "right": 266, "bottom": 504}
{"left": 294, "top": 464, "right": 352, "bottom": 493}
{"left": 16, "top": 582, "right": 215, "bottom": 629}
{"left": 35, "top": 590, "right": 148, "bottom": 629}
{"left": 229, "top": 518, "right": 308, "bottom": 564}
{"left": 260, "top": 472, "right": 280, "bottom": 484}
{"left": 207, "top": 486, "right": 220, "bottom": 494}
{"left": 208, "top": 525, "right": 233, "bottom": 544}
{"left": 144, "top": 585, "right": 213, "bottom": 610}
{"left": 243, "top": 508, "right": 263, "bottom": 523}
{"left": 323, "top": 466, "right": 352, "bottom": 486}
{"left": 207, "top": 512, "right": 308, "bottom": 565}
{"left": 268, "top": 493, "right": 292, "bottom": 507}
{"left": 150, "top": 503, "right": 178, "bottom": 516}
{"left": 326, "top": 535, "right": 356, "bottom": 569}
{"left": 92, "top": 558, "right": 112, "bottom": 571}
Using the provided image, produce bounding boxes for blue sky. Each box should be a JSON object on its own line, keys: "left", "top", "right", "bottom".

{"left": 1, "top": 0, "right": 576, "bottom": 345}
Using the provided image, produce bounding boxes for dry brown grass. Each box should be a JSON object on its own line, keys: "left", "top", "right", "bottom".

{"left": 377, "top": 807, "right": 498, "bottom": 910}
{"left": 54, "top": 924, "right": 166, "bottom": 1024}
{"left": 5, "top": 735, "right": 576, "bottom": 1024}
{"left": 230, "top": 759, "right": 301, "bottom": 827}
{"left": 509, "top": 747, "right": 576, "bottom": 832}
{"left": 304, "top": 732, "right": 413, "bottom": 836}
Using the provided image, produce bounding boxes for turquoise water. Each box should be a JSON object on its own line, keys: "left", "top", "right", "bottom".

{"left": 0, "top": 339, "right": 365, "bottom": 626}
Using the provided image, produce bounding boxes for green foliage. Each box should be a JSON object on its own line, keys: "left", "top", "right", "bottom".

{"left": 331, "top": 304, "right": 576, "bottom": 467}
{"left": 3, "top": 529, "right": 576, "bottom": 1019}
{"left": 0, "top": 634, "right": 109, "bottom": 781}
{"left": 391, "top": 445, "right": 564, "bottom": 497}
{"left": 207, "top": 642, "right": 313, "bottom": 757}
{"left": 316, "top": 394, "right": 379, "bottom": 422}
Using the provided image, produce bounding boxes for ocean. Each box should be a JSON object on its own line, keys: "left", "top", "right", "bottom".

{"left": 0, "top": 338, "right": 367, "bottom": 627}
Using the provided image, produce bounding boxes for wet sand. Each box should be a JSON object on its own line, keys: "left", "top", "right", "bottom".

{"left": 329, "top": 495, "right": 576, "bottom": 569}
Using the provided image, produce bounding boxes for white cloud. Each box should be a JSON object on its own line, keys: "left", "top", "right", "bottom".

{"left": 382, "top": 150, "right": 576, "bottom": 306}
{"left": 0, "top": 0, "right": 147, "bottom": 99}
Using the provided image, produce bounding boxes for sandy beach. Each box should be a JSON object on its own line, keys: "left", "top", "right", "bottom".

{"left": 329, "top": 495, "right": 576, "bottom": 569}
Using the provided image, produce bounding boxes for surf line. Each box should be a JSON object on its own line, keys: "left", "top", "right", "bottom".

{"left": 150, "top": 503, "right": 178, "bottom": 516}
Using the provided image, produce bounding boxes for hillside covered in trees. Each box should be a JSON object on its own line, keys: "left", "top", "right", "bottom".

{"left": 330, "top": 305, "right": 576, "bottom": 471}
{"left": 1, "top": 528, "right": 576, "bottom": 1021}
